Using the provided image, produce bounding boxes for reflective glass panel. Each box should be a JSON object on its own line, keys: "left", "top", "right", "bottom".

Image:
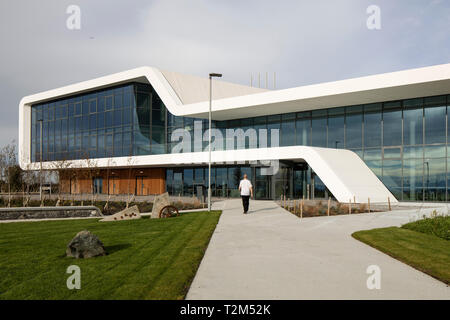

{"left": 403, "top": 108, "right": 423, "bottom": 145}
{"left": 383, "top": 110, "right": 402, "bottom": 146}
{"left": 424, "top": 106, "right": 446, "bottom": 144}
{"left": 328, "top": 116, "right": 344, "bottom": 148}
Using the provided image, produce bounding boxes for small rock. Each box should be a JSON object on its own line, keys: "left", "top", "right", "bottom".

{"left": 66, "top": 230, "right": 106, "bottom": 259}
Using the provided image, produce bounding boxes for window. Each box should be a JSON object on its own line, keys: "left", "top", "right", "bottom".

{"left": 364, "top": 104, "right": 382, "bottom": 147}
{"left": 403, "top": 146, "right": 423, "bottom": 159}
{"left": 75, "top": 102, "right": 82, "bottom": 115}
{"left": 93, "top": 177, "right": 103, "bottom": 194}
{"left": 424, "top": 106, "right": 446, "bottom": 144}
{"left": 267, "top": 120, "right": 280, "bottom": 148}
{"left": 183, "top": 169, "right": 193, "bottom": 196}
{"left": 281, "top": 120, "right": 295, "bottom": 146}
{"left": 403, "top": 108, "right": 423, "bottom": 145}
{"left": 382, "top": 159, "right": 402, "bottom": 198}
{"left": 403, "top": 158, "right": 423, "bottom": 201}
{"left": 347, "top": 117, "right": 362, "bottom": 148}
{"left": 97, "top": 112, "right": 105, "bottom": 129}
{"left": 328, "top": 115, "right": 344, "bottom": 148}
{"left": 424, "top": 158, "right": 446, "bottom": 201}
{"left": 114, "top": 94, "right": 123, "bottom": 109}
{"left": 364, "top": 148, "right": 382, "bottom": 160}
{"left": 89, "top": 99, "right": 97, "bottom": 113}
{"left": 89, "top": 114, "right": 97, "bottom": 131}
{"left": 97, "top": 95, "right": 105, "bottom": 113}
{"left": 383, "top": 147, "right": 401, "bottom": 159}
{"left": 295, "top": 117, "right": 310, "bottom": 146}
{"left": 424, "top": 145, "right": 446, "bottom": 158}
{"left": 383, "top": 109, "right": 402, "bottom": 146}
{"left": 152, "top": 126, "right": 166, "bottom": 154}
{"left": 105, "top": 96, "right": 113, "bottom": 110}
{"left": 311, "top": 110, "right": 327, "bottom": 147}
{"left": 113, "top": 109, "right": 122, "bottom": 127}
{"left": 113, "top": 131, "right": 122, "bottom": 157}
{"left": 105, "top": 111, "right": 113, "bottom": 127}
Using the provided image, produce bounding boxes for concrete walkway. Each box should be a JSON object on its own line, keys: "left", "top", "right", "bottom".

{"left": 187, "top": 199, "right": 450, "bottom": 299}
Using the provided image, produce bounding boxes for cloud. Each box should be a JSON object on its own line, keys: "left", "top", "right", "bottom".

{"left": 0, "top": 0, "right": 449, "bottom": 148}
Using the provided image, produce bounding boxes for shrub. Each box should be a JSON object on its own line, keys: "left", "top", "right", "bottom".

{"left": 402, "top": 215, "right": 450, "bottom": 240}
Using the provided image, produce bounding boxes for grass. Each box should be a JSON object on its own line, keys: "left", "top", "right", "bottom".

{"left": 352, "top": 216, "right": 450, "bottom": 284}
{"left": 0, "top": 210, "right": 221, "bottom": 300}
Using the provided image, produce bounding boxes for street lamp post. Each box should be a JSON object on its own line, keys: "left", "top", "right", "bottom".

{"left": 208, "top": 73, "right": 222, "bottom": 212}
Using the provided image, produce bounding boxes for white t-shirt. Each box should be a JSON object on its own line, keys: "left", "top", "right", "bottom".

{"left": 239, "top": 179, "right": 253, "bottom": 196}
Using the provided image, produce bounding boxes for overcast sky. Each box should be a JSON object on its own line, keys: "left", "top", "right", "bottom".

{"left": 0, "top": 0, "right": 449, "bottom": 147}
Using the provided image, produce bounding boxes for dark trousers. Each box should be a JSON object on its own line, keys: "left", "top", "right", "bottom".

{"left": 241, "top": 195, "right": 250, "bottom": 213}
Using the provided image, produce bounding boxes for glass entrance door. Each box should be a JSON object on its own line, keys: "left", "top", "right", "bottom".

{"left": 93, "top": 177, "right": 103, "bottom": 194}
{"left": 255, "top": 167, "right": 270, "bottom": 199}
{"left": 273, "top": 166, "right": 292, "bottom": 200}
{"left": 293, "top": 167, "right": 307, "bottom": 199}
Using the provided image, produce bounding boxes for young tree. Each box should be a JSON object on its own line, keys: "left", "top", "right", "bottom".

{"left": 104, "top": 155, "right": 116, "bottom": 212}
{"left": 0, "top": 141, "right": 18, "bottom": 207}
{"left": 125, "top": 154, "right": 136, "bottom": 208}
{"left": 81, "top": 151, "right": 99, "bottom": 205}
{"left": 21, "top": 156, "right": 39, "bottom": 207}
{"left": 51, "top": 157, "right": 73, "bottom": 206}
{"left": 40, "top": 168, "right": 57, "bottom": 207}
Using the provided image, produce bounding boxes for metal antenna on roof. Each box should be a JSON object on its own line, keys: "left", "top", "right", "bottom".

{"left": 273, "top": 72, "right": 276, "bottom": 89}
{"left": 250, "top": 72, "right": 276, "bottom": 89}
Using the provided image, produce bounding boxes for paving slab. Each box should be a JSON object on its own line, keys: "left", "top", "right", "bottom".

{"left": 187, "top": 199, "right": 450, "bottom": 299}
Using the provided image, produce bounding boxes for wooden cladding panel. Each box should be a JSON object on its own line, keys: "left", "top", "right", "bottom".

{"left": 59, "top": 167, "right": 166, "bottom": 195}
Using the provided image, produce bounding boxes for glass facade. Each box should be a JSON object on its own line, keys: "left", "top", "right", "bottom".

{"left": 30, "top": 83, "right": 450, "bottom": 201}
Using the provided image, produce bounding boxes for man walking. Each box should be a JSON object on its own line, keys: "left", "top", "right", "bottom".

{"left": 239, "top": 174, "right": 253, "bottom": 214}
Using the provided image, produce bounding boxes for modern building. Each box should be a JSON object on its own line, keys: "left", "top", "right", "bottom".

{"left": 19, "top": 63, "right": 450, "bottom": 202}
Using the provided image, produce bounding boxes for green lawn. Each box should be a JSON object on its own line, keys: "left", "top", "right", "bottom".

{"left": 352, "top": 220, "right": 450, "bottom": 285}
{"left": 0, "top": 210, "right": 221, "bottom": 300}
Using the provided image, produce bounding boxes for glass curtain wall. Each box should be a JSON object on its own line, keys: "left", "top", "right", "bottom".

{"left": 166, "top": 166, "right": 253, "bottom": 198}
{"left": 31, "top": 83, "right": 450, "bottom": 201}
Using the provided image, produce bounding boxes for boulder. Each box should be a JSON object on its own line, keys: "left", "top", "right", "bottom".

{"left": 151, "top": 192, "right": 171, "bottom": 218}
{"left": 100, "top": 205, "right": 141, "bottom": 222}
{"left": 66, "top": 230, "right": 106, "bottom": 259}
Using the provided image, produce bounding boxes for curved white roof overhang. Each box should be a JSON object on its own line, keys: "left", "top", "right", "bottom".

{"left": 19, "top": 63, "right": 450, "bottom": 180}
{"left": 20, "top": 146, "right": 397, "bottom": 203}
